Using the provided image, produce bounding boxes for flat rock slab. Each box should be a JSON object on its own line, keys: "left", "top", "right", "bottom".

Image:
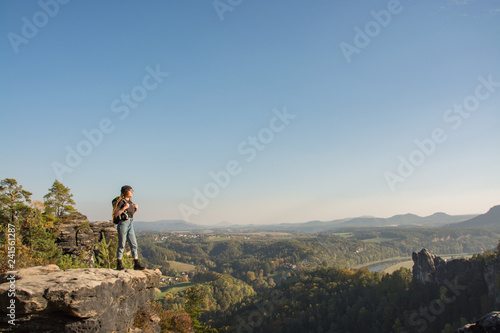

{"left": 0, "top": 265, "right": 160, "bottom": 333}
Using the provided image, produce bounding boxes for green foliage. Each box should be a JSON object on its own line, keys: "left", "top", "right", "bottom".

{"left": 96, "top": 234, "right": 115, "bottom": 268}
{"left": 0, "top": 178, "right": 67, "bottom": 271}
{"left": 185, "top": 286, "right": 208, "bottom": 332}
{"left": 139, "top": 227, "right": 500, "bottom": 287}
{"left": 185, "top": 286, "right": 223, "bottom": 333}
{"left": 0, "top": 178, "right": 32, "bottom": 238}
{"left": 121, "top": 253, "right": 135, "bottom": 269}
{"left": 43, "top": 179, "right": 78, "bottom": 219}
{"left": 76, "top": 221, "right": 91, "bottom": 231}
{"left": 0, "top": 178, "right": 90, "bottom": 272}
{"left": 211, "top": 263, "right": 493, "bottom": 333}
{"left": 164, "top": 274, "right": 255, "bottom": 313}
{"left": 56, "top": 251, "right": 89, "bottom": 270}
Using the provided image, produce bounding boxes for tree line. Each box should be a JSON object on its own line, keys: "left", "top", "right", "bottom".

{"left": 0, "top": 178, "right": 83, "bottom": 271}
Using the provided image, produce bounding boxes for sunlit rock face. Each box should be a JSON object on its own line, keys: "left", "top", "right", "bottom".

{"left": 0, "top": 265, "right": 160, "bottom": 332}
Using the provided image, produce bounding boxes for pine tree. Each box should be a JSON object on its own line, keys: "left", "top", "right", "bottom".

{"left": 43, "top": 180, "right": 78, "bottom": 219}
{"left": 185, "top": 286, "right": 219, "bottom": 333}
{"left": 96, "top": 234, "right": 113, "bottom": 268}
{"left": 0, "top": 178, "right": 32, "bottom": 228}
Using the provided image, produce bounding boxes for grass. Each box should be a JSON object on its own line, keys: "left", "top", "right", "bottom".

{"left": 352, "top": 256, "right": 409, "bottom": 270}
{"left": 167, "top": 261, "right": 196, "bottom": 272}
{"left": 268, "top": 268, "right": 290, "bottom": 282}
{"left": 155, "top": 282, "right": 196, "bottom": 300}
{"left": 383, "top": 260, "right": 414, "bottom": 274}
{"left": 330, "top": 232, "right": 353, "bottom": 238}
{"left": 362, "top": 237, "right": 399, "bottom": 243}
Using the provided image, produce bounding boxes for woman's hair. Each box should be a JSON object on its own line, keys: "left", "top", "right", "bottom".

{"left": 112, "top": 194, "right": 125, "bottom": 217}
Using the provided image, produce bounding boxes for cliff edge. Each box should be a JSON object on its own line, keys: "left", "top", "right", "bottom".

{"left": 0, "top": 265, "right": 161, "bottom": 333}
{"left": 412, "top": 248, "right": 500, "bottom": 308}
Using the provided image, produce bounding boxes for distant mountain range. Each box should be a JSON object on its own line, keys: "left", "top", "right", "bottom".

{"left": 133, "top": 220, "right": 202, "bottom": 232}
{"left": 132, "top": 205, "right": 499, "bottom": 233}
{"left": 443, "top": 205, "right": 500, "bottom": 228}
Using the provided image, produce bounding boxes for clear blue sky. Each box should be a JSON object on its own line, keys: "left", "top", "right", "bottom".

{"left": 1, "top": 0, "right": 499, "bottom": 225}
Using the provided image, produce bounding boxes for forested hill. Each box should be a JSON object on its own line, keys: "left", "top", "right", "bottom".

{"left": 139, "top": 224, "right": 500, "bottom": 332}
{"left": 444, "top": 205, "right": 500, "bottom": 228}
{"left": 133, "top": 206, "right": 500, "bottom": 233}
{"left": 209, "top": 251, "right": 498, "bottom": 332}
{"left": 139, "top": 226, "right": 499, "bottom": 277}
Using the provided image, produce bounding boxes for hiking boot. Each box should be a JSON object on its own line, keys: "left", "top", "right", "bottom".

{"left": 116, "top": 259, "right": 125, "bottom": 270}
{"left": 134, "top": 259, "right": 145, "bottom": 270}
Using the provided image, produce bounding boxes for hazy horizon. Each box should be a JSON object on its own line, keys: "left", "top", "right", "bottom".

{"left": 100, "top": 206, "right": 489, "bottom": 226}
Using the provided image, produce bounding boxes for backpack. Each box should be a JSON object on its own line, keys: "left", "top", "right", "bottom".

{"left": 112, "top": 196, "right": 129, "bottom": 224}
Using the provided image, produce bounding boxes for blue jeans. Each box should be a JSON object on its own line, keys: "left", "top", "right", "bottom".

{"left": 116, "top": 218, "right": 138, "bottom": 260}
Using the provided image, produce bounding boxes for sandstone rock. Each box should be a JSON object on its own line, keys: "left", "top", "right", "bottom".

{"left": 55, "top": 214, "right": 118, "bottom": 265}
{"left": 412, "top": 248, "right": 500, "bottom": 308}
{"left": 456, "top": 311, "right": 500, "bottom": 332}
{"left": 412, "top": 248, "right": 436, "bottom": 284}
{"left": 90, "top": 220, "right": 118, "bottom": 244}
{"left": 484, "top": 256, "right": 500, "bottom": 306}
{"left": 0, "top": 265, "right": 161, "bottom": 333}
{"left": 412, "top": 248, "right": 484, "bottom": 286}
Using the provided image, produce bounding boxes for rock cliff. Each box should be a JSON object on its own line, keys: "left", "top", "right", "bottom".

{"left": 56, "top": 214, "right": 117, "bottom": 265}
{"left": 484, "top": 255, "right": 500, "bottom": 306}
{"left": 413, "top": 249, "right": 484, "bottom": 285}
{"left": 0, "top": 265, "right": 160, "bottom": 333}
{"left": 412, "top": 248, "right": 500, "bottom": 305}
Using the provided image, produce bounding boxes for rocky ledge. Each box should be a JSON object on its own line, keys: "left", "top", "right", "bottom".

{"left": 0, "top": 265, "right": 160, "bottom": 333}
{"left": 456, "top": 311, "right": 500, "bottom": 332}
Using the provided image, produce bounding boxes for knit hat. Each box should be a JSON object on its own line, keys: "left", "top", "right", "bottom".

{"left": 121, "top": 185, "right": 133, "bottom": 195}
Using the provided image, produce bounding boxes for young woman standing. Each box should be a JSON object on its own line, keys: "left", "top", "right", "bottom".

{"left": 113, "top": 185, "right": 145, "bottom": 270}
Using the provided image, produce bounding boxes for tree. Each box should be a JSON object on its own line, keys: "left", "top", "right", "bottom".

{"left": 43, "top": 180, "right": 78, "bottom": 219}
{"left": 0, "top": 178, "right": 32, "bottom": 225}
{"left": 185, "top": 286, "right": 219, "bottom": 333}
{"left": 96, "top": 234, "right": 114, "bottom": 269}
{"left": 0, "top": 179, "right": 66, "bottom": 272}
{"left": 246, "top": 271, "right": 256, "bottom": 282}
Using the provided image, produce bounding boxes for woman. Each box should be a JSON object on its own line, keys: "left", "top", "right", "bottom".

{"left": 113, "top": 185, "right": 145, "bottom": 270}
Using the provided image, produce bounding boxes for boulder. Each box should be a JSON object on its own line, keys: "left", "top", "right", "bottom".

{"left": 0, "top": 265, "right": 161, "bottom": 332}
{"left": 456, "top": 311, "right": 500, "bottom": 332}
